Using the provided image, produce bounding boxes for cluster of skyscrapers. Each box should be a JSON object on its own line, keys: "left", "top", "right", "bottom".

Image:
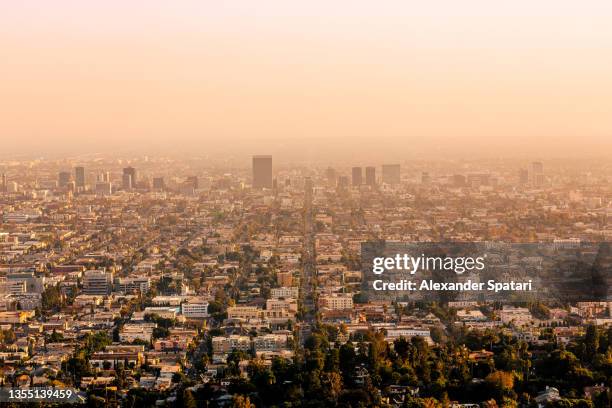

{"left": 350, "top": 164, "right": 401, "bottom": 186}
{"left": 251, "top": 155, "right": 401, "bottom": 189}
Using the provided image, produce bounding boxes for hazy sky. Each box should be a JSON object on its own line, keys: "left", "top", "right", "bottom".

{"left": 2, "top": 1, "right": 612, "bottom": 159}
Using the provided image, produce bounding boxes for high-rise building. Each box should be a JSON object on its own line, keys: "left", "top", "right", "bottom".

{"left": 530, "top": 162, "right": 544, "bottom": 186}
{"left": 152, "top": 177, "right": 165, "bottom": 190}
{"left": 83, "top": 269, "right": 114, "bottom": 295}
{"left": 252, "top": 155, "right": 273, "bottom": 189}
{"left": 122, "top": 167, "right": 137, "bottom": 190}
{"left": 351, "top": 167, "right": 363, "bottom": 186}
{"left": 382, "top": 164, "right": 401, "bottom": 185}
{"left": 365, "top": 166, "right": 376, "bottom": 186}
{"left": 75, "top": 166, "right": 85, "bottom": 188}
{"left": 304, "top": 177, "right": 313, "bottom": 195}
{"left": 421, "top": 172, "right": 431, "bottom": 184}
{"left": 58, "top": 171, "right": 71, "bottom": 187}
{"left": 325, "top": 167, "right": 337, "bottom": 187}
{"left": 1, "top": 173, "right": 6, "bottom": 193}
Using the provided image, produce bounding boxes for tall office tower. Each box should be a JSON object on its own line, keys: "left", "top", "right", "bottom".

{"left": 75, "top": 166, "right": 85, "bottom": 188}
{"left": 152, "top": 177, "right": 165, "bottom": 190}
{"left": 122, "top": 166, "right": 137, "bottom": 190}
{"left": 122, "top": 173, "right": 132, "bottom": 190}
{"left": 304, "top": 177, "right": 313, "bottom": 194}
{"left": 325, "top": 167, "right": 337, "bottom": 187}
{"left": 382, "top": 164, "right": 401, "bottom": 184}
{"left": 530, "top": 161, "right": 544, "bottom": 186}
{"left": 518, "top": 168, "right": 529, "bottom": 184}
{"left": 1, "top": 173, "right": 6, "bottom": 193}
{"left": 58, "top": 171, "right": 71, "bottom": 187}
{"left": 365, "top": 166, "right": 376, "bottom": 186}
{"left": 351, "top": 167, "right": 363, "bottom": 186}
{"left": 83, "top": 269, "right": 114, "bottom": 295}
{"left": 252, "top": 155, "right": 273, "bottom": 189}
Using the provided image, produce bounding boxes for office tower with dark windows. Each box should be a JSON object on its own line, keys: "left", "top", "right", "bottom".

{"left": 365, "top": 166, "right": 376, "bottom": 186}
{"left": 252, "top": 155, "right": 273, "bottom": 189}
{"left": 58, "top": 171, "right": 71, "bottom": 188}
{"left": 122, "top": 166, "right": 137, "bottom": 190}
{"left": 382, "top": 164, "right": 401, "bottom": 184}
{"left": 122, "top": 173, "right": 132, "bottom": 190}
{"left": 351, "top": 167, "right": 362, "bottom": 186}
{"left": 1, "top": 174, "right": 6, "bottom": 193}
{"left": 325, "top": 167, "right": 337, "bottom": 187}
{"left": 75, "top": 166, "right": 85, "bottom": 188}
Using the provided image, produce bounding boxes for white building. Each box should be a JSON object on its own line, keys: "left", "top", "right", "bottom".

{"left": 318, "top": 293, "right": 354, "bottom": 310}
{"left": 181, "top": 298, "right": 209, "bottom": 318}
{"left": 270, "top": 287, "right": 299, "bottom": 299}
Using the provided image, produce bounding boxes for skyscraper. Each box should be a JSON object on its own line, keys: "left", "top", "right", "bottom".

{"left": 153, "top": 177, "right": 165, "bottom": 190}
{"left": 58, "top": 171, "right": 71, "bottom": 188}
{"left": 365, "top": 166, "right": 376, "bottom": 186}
{"left": 75, "top": 166, "right": 85, "bottom": 188}
{"left": 122, "top": 167, "right": 137, "bottom": 190}
{"left": 1, "top": 173, "right": 6, "bottom": 193}
{"left": 382, "top": 164, "right": 401, "bottom": 185}
{"left": 351, "top": 167, "right": 362, "bottom": 186}
{"left": 530, "top": 162, "right": 544, "bottom": 186}
{"left": 325, "top": 167, "right": 337, "bottom": 187}
{"left": 252, "top": 155, "right": 273, "bottom": 189}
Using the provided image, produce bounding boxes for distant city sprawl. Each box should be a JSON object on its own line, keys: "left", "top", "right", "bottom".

{"left": 0, "top": 156, "right": 610, "bottom": 407}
